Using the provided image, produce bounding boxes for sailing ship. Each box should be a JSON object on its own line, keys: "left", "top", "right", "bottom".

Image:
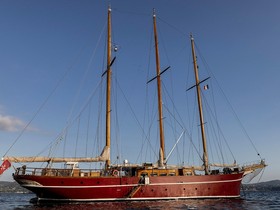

{"left": 1, "top": 7, "right": 266, "bottom": 202}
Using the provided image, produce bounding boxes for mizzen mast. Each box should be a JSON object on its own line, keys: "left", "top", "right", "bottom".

{"left": 190, "top": 34, "right": 209, "bottom": 174}
{"left": 153, "top": 9, "right": 165, "bottom": 167}
{"left": 105, "top": 6, "right": 112, "bottom": 169}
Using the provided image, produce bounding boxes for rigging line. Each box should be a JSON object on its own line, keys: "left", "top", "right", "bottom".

{"left": 155, "top": 22, "right": 177, "bottom": 141}
{"left": 85, "top": 101, "right": 92, "bottom": 157}
{"left": 165, "top": 130, "right": 185, "bottom": 163}
{"left": 47, "top": 79, "right": 104, "bottom": 160}
{"left": 67, "top": 79, "right": 103, "bottom": 133}
{"left": 200, "top": 92, "right": 223, "bottom": 164}
{"left": 157, "top": 17, "right": 186, "bottom": 37}
{"left": 139, "top": 21, "right": 154, "bottom": 162}
{"left": 257, "top": 167, "right": 266, "bottom": 183}
{"left": 114, "top": 79, "right": 158, "bottom": 160}
{"left": 28, "top": 129, "right": 66, "bottom": 162}
{"left": 3, "top": 22, "right": 107, "bottom": 158}
{"left": 161, "top": 89, "right": 182, "bottom": 162}
{"left": 162, "top": 81, "right": 204, "bottom": 163}
{"left": 161, "top": 82, "right": 185, "bottom": 130}
{"left": 112, "top": 7, "right": 150, "bottom": 17}
{"left": 206, "top": 116, "right": 225, "bottom": 164}
{"left": 63, "top": 128, "right": 68, "bottom": 158}
{"left": 201, "top": 91, "right": 235, "bottom": 160}
{"left": 157, "top": 21, "right": 171, "bottom": 64}
{"left": 195, "top": 44, "right": 261, "bottom": 159}
{"left": 205, "top": 74, "right": 227, "bottom": 163}
{"left": 140, "top": 86, "right": 158, "bottom": 163}
{"left": 74, "top": 117, "right": 81, "bottom": 158}
{"left": 188, "top": 43, "right": 230, "bottom": 164}
{"left": 137, "top": 25, "right": 158, "bottom": 163}
{"left": 112, "top": 63, "right": 122, "bottom": 163}
{"left": 3, "top": 61, "right": 77, "bottom": 157}
{"left": 185, "top": 46, "right": 196, "bottom": 135}
{"left": 145, "top": 107, "right": 159, "bottom": 161}
{"left": 161, "top": 82, "right": 186, "bottom": 163}
{"left": 66, "top": 21, "right": 107, "bottom": 125}
{"left": 186, "top": 131, "right": 204, "bottom": 163}
{"left": 91, "top": 41, "right": 106, "bottom": 161}
{"left": 185, "top": 80, "right": 199, "bottom": 164}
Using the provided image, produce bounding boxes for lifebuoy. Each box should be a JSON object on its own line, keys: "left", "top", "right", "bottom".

{"left": 112, "top": 170, "right": 119, "bottom": 177}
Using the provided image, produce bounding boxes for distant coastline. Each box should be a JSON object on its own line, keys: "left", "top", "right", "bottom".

{"left": 0, "top": 181, "right": 30, "bottom": 193}
{"left": 0, "top": 180, "right": 279, "bottom": 193}
{"left": 242, "top": 180, "right": 280, "bottom": 191}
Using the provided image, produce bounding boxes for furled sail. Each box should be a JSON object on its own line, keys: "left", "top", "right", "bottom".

{"left": 3, "top": 146, "right": 110, "bottom": 163}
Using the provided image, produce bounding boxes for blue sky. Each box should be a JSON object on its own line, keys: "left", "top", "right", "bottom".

{"left": 0, "top": 0, "right": 279, "bottom": 182}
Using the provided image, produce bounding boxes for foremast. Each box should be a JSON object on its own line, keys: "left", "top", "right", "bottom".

{"left": 105, "top": 6, "right": 112, "bottom": 169}
{"left": 190, "top": 34, "right": 209, "bottom": 174}
{"left": 153, "top": 10, "right": 165, "bottom": 167}
{"left": 4, "top": 7, "right": 113, "bottom": 167}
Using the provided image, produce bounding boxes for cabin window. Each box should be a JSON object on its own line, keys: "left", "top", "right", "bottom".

{"left": 150, "top": 173, "right": 158, "bottom": 176}
{"left": 159, "top": 173, "right": 167, "bottom": 176}
{"left": 168, "top": 172, "right": 175, "bottom": 176}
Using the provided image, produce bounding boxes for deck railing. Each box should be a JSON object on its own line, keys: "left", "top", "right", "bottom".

{"left": 15, "top": 166, "right": 101, "bottom": 177}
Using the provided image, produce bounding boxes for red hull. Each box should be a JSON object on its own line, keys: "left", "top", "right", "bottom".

{"left": 13, "top": 173, "right": 243, "bottom": 202}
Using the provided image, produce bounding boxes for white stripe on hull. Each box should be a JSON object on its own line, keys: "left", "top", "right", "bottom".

{"left": 21, "top": 177, "right": 243, "bottom": 189}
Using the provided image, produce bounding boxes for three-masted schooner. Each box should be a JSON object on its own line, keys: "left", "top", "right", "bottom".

{"left": 1, "top": 7, "right": 266, "bottom": 202}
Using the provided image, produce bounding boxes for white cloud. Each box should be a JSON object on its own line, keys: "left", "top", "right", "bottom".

{"left": 0, "top": 114, "right": 25, "bottom": 132}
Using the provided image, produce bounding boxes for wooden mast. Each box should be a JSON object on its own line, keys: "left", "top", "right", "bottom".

{"left": 153, "top": 9, "right": 165, "bottom": 167}
{"left": 190, "top": 34, "right": 209, "bottom": 174}
{"left": 105, "top": 6, "right": 112, "bottom": 169}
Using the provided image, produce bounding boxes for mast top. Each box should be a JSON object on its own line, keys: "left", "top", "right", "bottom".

{"left": 153, "top": 8, "right": 156, "bottom": 17}
{"left": 190, "top": 33, "right": 194, "bottom": 40}
{"left": 108, "top": 5, "right": 112, "bottom": 12}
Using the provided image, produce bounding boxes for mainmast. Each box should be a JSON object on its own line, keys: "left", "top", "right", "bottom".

{"left": 105, "top": 6, "right": 112, "bottom": 169}
{"left": 190, "top": 34, "right": 209, "bottom": 174}
{"left": 153, "top": 9, "right": 165, "bottom": 167}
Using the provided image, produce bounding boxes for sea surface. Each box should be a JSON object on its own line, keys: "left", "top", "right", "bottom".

{"left": 0, "top": 191, "right": 279, "bottom": 210}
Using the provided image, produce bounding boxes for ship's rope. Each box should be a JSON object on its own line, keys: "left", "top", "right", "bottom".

{"left": 65, "top": 22, "right": 106, "bottom": 128}
{"left": 257, "top": 167, "right": 266, "bottom": 183}
{"left": 114, "top": 79, "right": 158, "bottom": 162}
{"left": 50, "top": 25, "right": 107, "bottom": 161}
{"left": 3, "top": 18, "right": 108, "bottom": 160}
{"left": 185, "top": 49, "right": 200, "bottom": 166}
{"left": 3, "top": 43, "right": 92, "bottom": 158}
{"left": 194, "top": 42, "right": 262, "bottom": 159}
{"left": 48, "top": 79, "right": 103, "bottom": 162}
{"left": 113, "top": 8, "right": 150, "bottom": 17}
{"left": 85, "top": 101, "right": 92, "bottom": 157}
{"left": 201, "top": 91, "right": 235, "bottom": 162}
{"left": 140, "top": 24, "right": 158, "bottom": 163}
{"left": 157, "top": 17, "right": 186, "bottom": 37}
{"left": 156, "top": 15, "right": 262, "bottom": 164}
{"left": 111, "top": 57, "right": 122, "bottom": 164}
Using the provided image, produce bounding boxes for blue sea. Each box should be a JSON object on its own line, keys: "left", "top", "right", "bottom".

{"left": 1, "top": 191, "right": 279, "bottom": 209}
